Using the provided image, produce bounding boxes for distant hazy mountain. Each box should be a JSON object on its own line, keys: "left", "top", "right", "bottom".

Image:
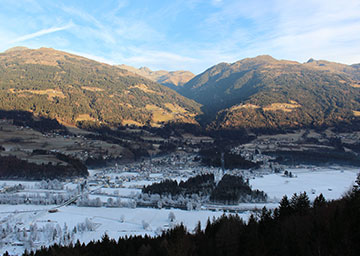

{"left": 0, "top": 47, "right": 201, "bottom": 127}
{"left": 118, "top": 64, "right": 195, "bottom": 91}
{"left": 179, "top": 55, "right": 360, "bottom": 130}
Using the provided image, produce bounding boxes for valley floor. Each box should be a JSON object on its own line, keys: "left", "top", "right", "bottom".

{"left": 0, "top": 162, "right": 358, "bottom": 255}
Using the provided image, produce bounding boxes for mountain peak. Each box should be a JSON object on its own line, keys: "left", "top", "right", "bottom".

{"left": 4, "top": 46, "right": 29, "bottom": 53}
{"left": 253, "top": 55, "right": 276, "bottom": 61}
{"left": 118, "top": 65, "right": 195, "bottom": 90}
{"left": 307, "top": 58, "right": 315, "bottom": 63}
{"left": 139, "top": 66, "right": 152, "bottom": 72}
{"left": 233, "top": 55, "right": 279, "bottom": 67}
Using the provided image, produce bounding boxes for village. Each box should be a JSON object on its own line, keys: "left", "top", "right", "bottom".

{"left": 1, "top": 120, "right": 360, "bottom": 254}
{"left": 0, "top": 147, "right": 358, "bottom": 255}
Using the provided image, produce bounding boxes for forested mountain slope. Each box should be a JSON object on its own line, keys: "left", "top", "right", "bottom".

{"left": 180, "top": 56, "right": 360, "bottom": 130}
{"left": 0, "top": 47, "right": 201, "bottom": 128}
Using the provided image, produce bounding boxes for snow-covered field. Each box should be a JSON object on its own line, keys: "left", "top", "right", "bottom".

{"left": 0, "top": 165, "right": 358, "bottom": 255}
{"left": 250, "top": 167, "right": 358, "bottom": 201}
{"left": 0, "top": 205, "right": 230, "bottom": 255}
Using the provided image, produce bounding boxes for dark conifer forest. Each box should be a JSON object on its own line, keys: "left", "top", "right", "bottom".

{"left": 142, "top": 174, "right": 267, "bottom": 203}
{"left": 0, "top": 154, "right": 88, "bottom": 180}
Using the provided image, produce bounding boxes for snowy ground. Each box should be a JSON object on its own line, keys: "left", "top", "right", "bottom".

{"left": 0, "top": 205, "right": 234, "bottom": 255}
{"left": 250, "top": 167, "right": 358, "bottom": 201}
{"left": 0, "top": 165, "right": 358, "bottom": 255}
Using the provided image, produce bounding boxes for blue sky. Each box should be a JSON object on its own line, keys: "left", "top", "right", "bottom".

{"left": 0, "top": 0, "right": 360, "bottom": 74}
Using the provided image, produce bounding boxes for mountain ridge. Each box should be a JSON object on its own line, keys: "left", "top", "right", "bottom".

{"left": 180, "top": 55, "right": 360, "bottom": 130}
{"left": 0, "top": 47, "right": 201, "bottom": 128}
{"left": 2, "top": 47, "right": 360, "bottom": 132}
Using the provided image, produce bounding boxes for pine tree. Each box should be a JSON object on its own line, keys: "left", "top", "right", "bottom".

{"left": 279, "top": 195, "right": 292, "bottom": 217}
{"left": 260, "top": 206, "right": 272, "bottom": 223}
{"left": 194, "top": 221, "right": 202, "bottom": 235}
{"left": 290, "top": 192, "right": 310, "bottom": 215}
{"left": 353, "top": 173, "right": 360, "bottom": 193}
{"left": 313, "top": 193, "right": 326, "bottom": 208}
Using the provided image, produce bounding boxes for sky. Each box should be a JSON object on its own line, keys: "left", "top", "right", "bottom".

{"left": 0, "top": 0, "right": 360, "bottom": 74}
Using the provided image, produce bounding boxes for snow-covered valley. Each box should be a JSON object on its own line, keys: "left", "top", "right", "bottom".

{"left": 0, "top": 159, "right": 358, "bottom": 255}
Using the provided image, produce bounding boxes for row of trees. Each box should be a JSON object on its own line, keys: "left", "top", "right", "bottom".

{"left": 143, "top": 174, "right": 214, "bottom": 196}
{"left": 35, "top": 179, "right": 64, "bottom": 190}
{"left": 0, "top": 191, "right": 75, "bottom": 205}
{"left": 76, "top": 194, "right": 137, "bottom": 209}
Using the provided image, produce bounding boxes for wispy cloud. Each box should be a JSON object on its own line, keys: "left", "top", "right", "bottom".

{"left": 60, "top": 6, "right": 116, "bottom": 44}
{"left": 190, "top": 0, "right": 360, "bottom": 69}
{"left": 61, "top": 47, "right": 197, "bottom": 72}
{"left": 261, "top": 0, "right": 360, "bottom": 63}
{"left": 119, "top": 48, "right": 198, "bottom": 71}
{"left": 8, "top": 23, "right": 73, "bottom": 44}
{"left": 61, "top": 6, "right": 102, "bottom": 28}
{"left": 0, "top": 0, "right": 44, "bottom": 13}
{"left": 212, "top": 0, "right": 222, "bottom": 5}
{"left": 63, "top": 49, "right": 117, "bottom": 65}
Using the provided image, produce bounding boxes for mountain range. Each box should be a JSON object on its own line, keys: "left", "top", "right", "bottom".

{"left": 118, "top": 64, "right": 194, "bottom": 91}
{"left": 1, "top": 47, "right": 360, "bottom": 132}
{"left": 0, "top": 47, "right": 200, "bottom": 128}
